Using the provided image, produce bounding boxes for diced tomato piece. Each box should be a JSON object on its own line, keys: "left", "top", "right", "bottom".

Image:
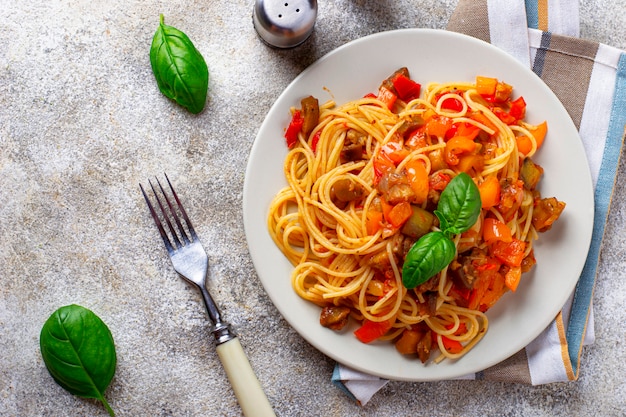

{"left": 354, "top": 319, "right": 393, "bottom": 343}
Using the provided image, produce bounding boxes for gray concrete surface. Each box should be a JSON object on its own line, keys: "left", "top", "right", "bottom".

{"left": 1, "top": 1, "right": 625, "bottom": 416}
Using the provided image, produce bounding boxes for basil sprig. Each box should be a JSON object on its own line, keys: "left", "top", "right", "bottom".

{"left": 40, "top": 305, "right": 117, "bottom": 416}
{"left": 150, "top": 15, "right": 209, "bottom": 114}
{"left": 402, "top": 172, "right": 481, "bottom": 289}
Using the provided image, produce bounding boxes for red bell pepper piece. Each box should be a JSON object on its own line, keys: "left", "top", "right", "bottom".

{"left": 284, "top": 110, "right": 303, "bottom": 149}
{"left": 372, "top": 147, "right": 396, "bottom": 185}
{"left": 441, "top": 97, "right": 464, "bottom": 112}
{"left": 440, "top": 336, "right": 463, "bottom": 354}
{"left": 391, "top": 73, "right": 421, "bottom": 101}
{"left": 311, "top": 130, "right": 321, "bottom": 153}
{"left": 493, "top": 107, "right": 516, "bottom": 125}
{"left": 377, "top": 86, "right": 398, "bottom": 110}
{"left": 509, "top": 96, "right": 526, "bottom": 121}
{"left": 354, "top": 318, "right": 393, "bottom": 343}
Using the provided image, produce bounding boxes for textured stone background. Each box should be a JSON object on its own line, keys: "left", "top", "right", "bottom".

{"left": 1, "top": 1, "right": 625, "bottom": 416}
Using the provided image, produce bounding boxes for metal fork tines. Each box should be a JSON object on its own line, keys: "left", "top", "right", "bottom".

{"left": 140, "top": 174, "right": 235, "bottom": 345}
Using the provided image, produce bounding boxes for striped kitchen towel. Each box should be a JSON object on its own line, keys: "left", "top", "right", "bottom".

{"left": 332, "top": 0, "right": 626, "bottom": 405}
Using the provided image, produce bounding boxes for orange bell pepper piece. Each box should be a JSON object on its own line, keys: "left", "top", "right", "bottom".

{"left": 386, "top": 201, "right": 413, "bottom": 228}
{"left": 366, "top": 210, "right": 384, "bottom": 235}
{"left": 445, "top": 136, "right": 476, "bottom": 165}
{"left": 475, "top": 76, "right": 498, "bottom": 96}
{"left": 405, "top": 159, "right": 429, "bottom": 204}
{"left": 505, "top": 266, "right": 522, "bottom": 292}
{"left": 483, "top": 218, "right": 513, "bottom": 243}
{"left": 381, "top": 141, "right": 409, "bottom": 164}
{"left": 517, "top": 120, "right": 547, "bottom": 155}
{"left": 478, "top": 176, "right": 501, "bottom": 209}
{"left": 380, "top": 198, "right": 393, "bottom": 223}
{"left": 470, "top": 111, "right": 499, "bottom": 135}
{"left": 426, "top": 115, "right": 453, "bottom": 138}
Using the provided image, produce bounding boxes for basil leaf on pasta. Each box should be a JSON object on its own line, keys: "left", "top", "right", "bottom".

{"left": 402, "top": 231, "right": 456, "bottom": 289}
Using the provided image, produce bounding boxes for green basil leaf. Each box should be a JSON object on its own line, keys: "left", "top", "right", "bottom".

{"left": 402, "top": 231, "right": 456, "bottom": 289}
{"left": 40, "top": 305, "right": 116, "bottom": 417}
{"left": 435, "top": 172, "right": 481, "bottom": 235}
{"left": 150, "top": 14, "right": 209, "bottom": 114}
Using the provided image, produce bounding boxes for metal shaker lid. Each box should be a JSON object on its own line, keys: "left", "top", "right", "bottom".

{"left": 253, "top": 0, "right": 317, "bottom": 48}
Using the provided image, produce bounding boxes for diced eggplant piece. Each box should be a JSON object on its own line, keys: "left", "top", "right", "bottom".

{"left": 332, "top": 178, "right": 364, "bottom": 202}
{"left": 381, "top": 67, "right": 410, "bottom": 93}
{"left": 342, "top": 129, "right": 366, "bottom": 162}
{"left": 398, "top": 114, "right": 426, "bottom": 137}
{"left": 401, "top": 205, "right": 435, "bottom": 239}
{"left": 319, "top": 306, "right": 351, "bottom": 331}
{"left": 532, "top": 197, "right": 566, "bottom": 232}
{"left": 520, "top": 157, "right": 544, "bottom": 190}
{"left": 342, "top": 143, "right": 364, "bottom": 162}
{"left": 416, "top": 330, "right": 432, "bottom": 363}
{"left": 387, "top": 183, "right": 415, "bottom": 205}
{"left": 428, "top": 148, "right": 448, "bottom": 172}
{"left": 301, "top": 95, "right": 319, "bottom": 135}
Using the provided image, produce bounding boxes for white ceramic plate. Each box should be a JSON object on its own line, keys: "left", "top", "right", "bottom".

{"left": 243, "top": 29, "right": 594, "bottom": 381}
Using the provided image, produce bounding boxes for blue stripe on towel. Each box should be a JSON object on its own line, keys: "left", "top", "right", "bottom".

{"left": 532, "top": 32, "right": 552, "bottom": 76}
{"left": 567, "top": 52, "right": 626, "bottom": 377}
{"left": 525, "top": 0, "right": 539, "bottom": 29}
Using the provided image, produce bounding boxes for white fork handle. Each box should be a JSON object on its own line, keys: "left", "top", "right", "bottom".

{"left": 215, "top": 337, "right": 276, "bottom": 417}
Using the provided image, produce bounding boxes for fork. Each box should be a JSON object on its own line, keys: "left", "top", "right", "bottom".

{"left": 140, "top": 174, "right": 275, "bottom": 417}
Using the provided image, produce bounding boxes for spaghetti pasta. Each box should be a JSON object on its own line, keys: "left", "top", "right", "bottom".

{"left": 268, "top": 68, "right": 565, "bottom": 363}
